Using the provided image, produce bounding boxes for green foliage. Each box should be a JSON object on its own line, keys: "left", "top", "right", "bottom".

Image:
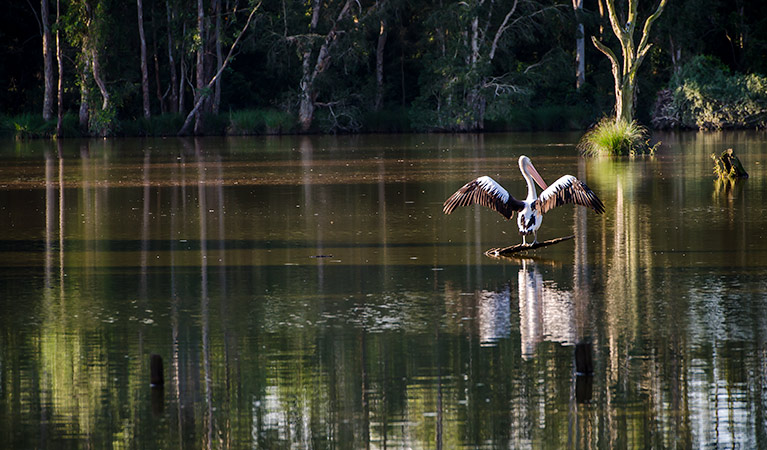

{"left": 314, "top": 103, "right": 363, "bottom": 134}
{"left": 361, "top": 108, "right": 412, "bottom": 133}
{"left": 578, "top": 119, "right": 656, "bottom": 156}
{"left": 654, "top": 55, "right": 767, "bottom": 129}
{"left": 4, "top": 114, "right": 50, "bottom": 139}
{"left": 227, "top": 109, "right": 296, "bottom": 135}
{"left": 0, "top": 113, "right": 83, "bottom": 139}
{"left": 7, "top": 0, "right": 767, "bottom": 137}
{"left": 118, "top": 114, "right": 186, "bottom": 137}
{"left": 88, "top": 105, "right": 116, "bottom": 137}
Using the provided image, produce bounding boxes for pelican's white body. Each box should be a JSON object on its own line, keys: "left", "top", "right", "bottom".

{"left": 517, "top": 156, "right": 546, "bottom": 244}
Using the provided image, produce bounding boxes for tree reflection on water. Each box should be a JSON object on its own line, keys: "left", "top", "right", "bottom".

{"left": 2, "top": 134, "right": 767, "bottom": 448}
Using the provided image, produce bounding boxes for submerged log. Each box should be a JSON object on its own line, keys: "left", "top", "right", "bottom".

{"left": 712, "top": 148, "right": 748, "bottom": 180}
{"left": 485, "top": 235, "right": 575, "bottom": 257}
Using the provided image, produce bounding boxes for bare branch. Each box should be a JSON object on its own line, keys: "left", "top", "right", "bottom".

{"left": 591, "top": 36, "right": 621, "bottom": 86}
{"left": 179, "top": 2, "right": 262, "bottom": 135}
{"left": 489, "top": 0, "right": 518, "bottom": 61}
{"left": 636, "top": 0, "right": 668, "bottom": 60}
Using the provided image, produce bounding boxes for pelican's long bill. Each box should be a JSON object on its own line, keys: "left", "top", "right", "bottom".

{"left": 525, "top": 160, "right": 548, "bottom": 191}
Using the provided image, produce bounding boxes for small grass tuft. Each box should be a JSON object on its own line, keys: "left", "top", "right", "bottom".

{"left": 578, "top": 119, "right": 656, "bottom": 156}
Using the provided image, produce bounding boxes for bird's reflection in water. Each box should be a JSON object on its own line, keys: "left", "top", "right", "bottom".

{"left": 517, "top": 258, "right": 575, "bottom": 359}
{"left": 470, "top": 257, "right": 576, "bottom": 357}
{"left": 477, "top": 287, "right": 511, "bottom": 347}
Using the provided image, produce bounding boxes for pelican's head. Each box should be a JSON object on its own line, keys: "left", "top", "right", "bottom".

{"left": 518, "top": 155, "right": 548, "bottom": 190}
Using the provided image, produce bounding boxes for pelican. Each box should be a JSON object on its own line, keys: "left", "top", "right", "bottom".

{"left": 443, "top": 155, "right": 605, "bottom": 245}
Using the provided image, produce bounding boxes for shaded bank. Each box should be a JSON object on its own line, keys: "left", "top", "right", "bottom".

{"left": 0, "top": 104, "right": 595, "bottom": 139}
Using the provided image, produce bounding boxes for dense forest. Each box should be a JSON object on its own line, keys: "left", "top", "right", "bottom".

{"left": 2, "top": 0, "right": 767, "bottom": 136}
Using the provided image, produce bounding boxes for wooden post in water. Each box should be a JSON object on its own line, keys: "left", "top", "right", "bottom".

{"left": 574, "top": 342, "right": 593, "bottom": 403}
{"left": 574, "top": 342, "right": 593, "bottom": 375}
{"left": 150, "top": 354, "right": 164, "bottom": 387}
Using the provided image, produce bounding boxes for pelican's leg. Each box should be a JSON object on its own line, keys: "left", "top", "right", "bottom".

{"left": 522, "top": 234, "right": 528, "bottom": 246}
{"left": 532, "top": 231, "right": 538, "bottom": 244}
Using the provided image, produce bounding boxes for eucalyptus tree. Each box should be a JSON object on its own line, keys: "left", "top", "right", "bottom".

{"left": 189, "top": 0, "right": 252, "bottom": 132}
{"left": 591, "top": 0, "right": 668, "bottom": 124}
{"left": 179, "top": 2, "right": 261, "bottom": 135}
{"left": 164, "top": 0, "right": 195, "bottom": 115}
{"left": 42, "top": 0, "right": 55, "bottom": 121}
{"left": 63, "top": 0, "right": 114, "bottom": 135}
{"left": 194, "top": 0, "right": 205, "bottom": 132}
{"left": 164, "top": 0, "right": 179, "bottom": 113}
{"left": 573, "top": 0, "right": 584, "bottom": 89}
{"left": 137, "top": 0, "right": 150, "bottom": 118}
{"left": 373, "top": 0, "right": 389, "bottom": 111}
{"left": 56, "top": 0, "right": 63, "bottom": 136}
{"left": 413, "top": 0, "right": 563, "bottom": 131}
{"left": 282, "top": 0, "right": 377, "bottom": 132}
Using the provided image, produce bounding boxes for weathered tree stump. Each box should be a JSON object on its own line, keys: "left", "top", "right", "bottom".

{"left": 712, "top": 148, "right": 748, "bottom": 180}
{"left": 485, "top": 235, "right": 575, "bottom": 257}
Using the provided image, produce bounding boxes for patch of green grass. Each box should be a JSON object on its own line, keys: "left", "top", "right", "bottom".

{"left": 578, "top": 119, "right": 656, "bottom": 156}
{"left": 1, "top": 113, "right": 85, "bottom": 139}
{"left": 4, "top": 113, "right": 52, "bottom": 139}
{"left": 228, "top": 109, "right": 263, "bottom": 135}
{"left": 118, "top": 114, "right": 182, "bottom": 136}
{"left": 227, "top": 109, "right": 295, "bottom": 135}
{"left": 260, "top": 109, "right": 296, "bottom": 134}
{"left": 142, "top": 114, "right": 185, "bottom": 136}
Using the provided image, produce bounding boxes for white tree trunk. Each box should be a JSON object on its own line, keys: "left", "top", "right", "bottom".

{"left": 374, "top": 19, "right": 387, "bottom": 111}
{"left": 298, "top": 47, "right": 315, "bottom": 132}
{"left": 91, "top": 47, "right": 110, "bottom": 111}
{"left": 42, "top": 0, "right": 54, "bottom": 121}
{"left": 55, "top": 0, "right": 63, "bottom": 135}
{"left": 195, "top": 0, "right": 206, "bottom": 133}
{"left": 213, "top": 0, "right": 222, "bottom": 114}
{"left": 79, "top": 49, "right": 90, "bottom": 129}
{"left": 137, "top": 0, "right": 151, "bottom": 118}
{"left": 296, "top": 0, "right": 354, "bottom": 132}
{"left": 166, "top": 0, "right": 178, "bottom": 113}
{"left": 573, "top": 0, "right": 585, "bottom": 89}
{"left": 178, "top": 22, "right": 187, "bottom": 113}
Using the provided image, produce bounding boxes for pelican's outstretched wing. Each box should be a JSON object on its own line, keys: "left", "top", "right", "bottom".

{"left": 536, "top": 175, "right": 605, "bottom": 215}
{"left": 443, "top": 176, "right": 525, "bottom": 220}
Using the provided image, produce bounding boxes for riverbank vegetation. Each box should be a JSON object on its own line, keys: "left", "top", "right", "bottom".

{"left": 577, "top": 119, "right": 652, "bottom": 156}
{"left": 2, "top": 0, "right": 767, "bottom": 139}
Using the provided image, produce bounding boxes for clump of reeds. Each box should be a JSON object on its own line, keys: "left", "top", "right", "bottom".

{"left": 578, "top": 118, "right": 657, "bottom": 156}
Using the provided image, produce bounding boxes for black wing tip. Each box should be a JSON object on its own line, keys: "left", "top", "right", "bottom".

{"left": 578, "top": 180, "right": 605, "bottom": 214}
{"left": 589, "top": 194, "right": 605, "bottom": 214}
{"left": 594, "top": 201, "right": 606, "bottom": 214}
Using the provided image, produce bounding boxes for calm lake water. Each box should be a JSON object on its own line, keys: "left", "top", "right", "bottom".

{"left": 1, "top": 132, "right": 767, "bottom": 449}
